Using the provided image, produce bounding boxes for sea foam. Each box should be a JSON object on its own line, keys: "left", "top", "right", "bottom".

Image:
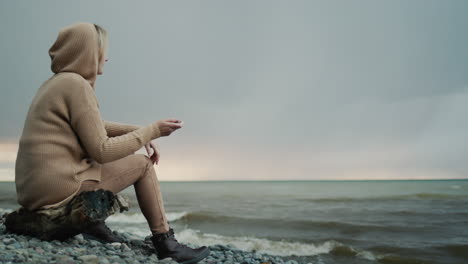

{"left": 112, "top": 223, "right": 373, "bottom": 258}
{"left": 106, "top": 211, "right": 188, "bottom": 223}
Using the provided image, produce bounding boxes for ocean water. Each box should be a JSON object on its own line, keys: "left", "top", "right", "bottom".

{"left": 1, "top": 180, "right": 467, "bottom": 264}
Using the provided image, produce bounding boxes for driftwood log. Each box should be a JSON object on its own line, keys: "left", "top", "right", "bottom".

{"left": 4, "top": 189, "right": 129, "bottom": 241}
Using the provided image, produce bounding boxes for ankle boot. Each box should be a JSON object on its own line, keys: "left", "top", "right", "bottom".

{"left": 150, "top": 227, "right": 210, "bottom": 264}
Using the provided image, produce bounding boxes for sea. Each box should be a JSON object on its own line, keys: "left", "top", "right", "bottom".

{"left": 1, "top": 180, "right": 467, "bottom": 264}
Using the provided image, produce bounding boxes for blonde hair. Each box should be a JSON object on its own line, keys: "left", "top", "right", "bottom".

{"left": 94, "top": 24, "right": 108, "bottom": 61}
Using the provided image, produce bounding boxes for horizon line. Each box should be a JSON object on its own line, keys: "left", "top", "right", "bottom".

{"left": 1, "top": 178, "right": 467, "bottom": 183}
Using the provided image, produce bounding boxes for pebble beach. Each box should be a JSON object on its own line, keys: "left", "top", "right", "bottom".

{"left": 0, "top": 212, "right": 306, "bottom": 264}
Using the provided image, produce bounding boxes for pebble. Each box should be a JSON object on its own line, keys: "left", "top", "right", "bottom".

{"left": 99, "top": 258, "right": 110, "bottom": 264}
{"left": 75, "top": 234, "right": 85, "bottom": 244}
{"left": 110, "top": 242, "right": 121, "bottom": 247}
{"left": 35, "top": 247, "right": 45, "bottom": 254}
{"left": 11, "top": 242, "right": 21, "bottom": 249}
{"left": 78, "top": 254, "right": 100, "bottom": 264}
{"left": 121, "top": 243, "right": 131, "bottom": 251}
{"left": 2, "top": 237, "right": 15, "bottom": 245}
{"left": 89, "top": 240, "right": 100, "bottom": 247}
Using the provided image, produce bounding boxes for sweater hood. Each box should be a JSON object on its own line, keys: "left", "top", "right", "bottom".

{"left": 48, "top": 22, "right": 100, "bottom": 89}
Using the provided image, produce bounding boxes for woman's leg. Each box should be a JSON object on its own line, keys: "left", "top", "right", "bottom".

{"left": 78, "top": 154, "right": 170, "bottom": 234}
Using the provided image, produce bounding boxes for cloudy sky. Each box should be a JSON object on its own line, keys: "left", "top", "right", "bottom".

{"left": 1, "top": 0, "right": 467, "bottom": 181}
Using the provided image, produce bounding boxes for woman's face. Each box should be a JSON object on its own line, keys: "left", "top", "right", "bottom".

{"left": 97, "top": 52, "right": 108, "bottom": 75}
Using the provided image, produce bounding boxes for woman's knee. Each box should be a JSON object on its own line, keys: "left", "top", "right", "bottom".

{"left": 133, "top": 154, "right": 154, "bottom": 178}
{"left": 98, "top": 154, "right": 154, "bottom": 192}
{"left": 130, "top": 153, "right": 151, "bottom": 168}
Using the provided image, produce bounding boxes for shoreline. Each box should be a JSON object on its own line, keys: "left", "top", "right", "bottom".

{"left": 0, "top": 212, "right": 310, "bottom": 264}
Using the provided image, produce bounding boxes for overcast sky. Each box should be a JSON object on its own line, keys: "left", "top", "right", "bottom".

{"left": 1, "top": 0, "right": 467, "bottom": 181}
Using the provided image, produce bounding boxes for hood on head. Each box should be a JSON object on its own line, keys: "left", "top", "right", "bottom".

{"left": 49, "top": 22, "right": 100, "bottom": 89}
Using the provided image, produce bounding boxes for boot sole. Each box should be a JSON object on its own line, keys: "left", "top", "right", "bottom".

{"left": 176, "top": 247, "right": 211, "bottom": 264}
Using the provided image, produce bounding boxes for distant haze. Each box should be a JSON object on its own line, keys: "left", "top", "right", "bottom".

{"left": 1, "top": 1, "right": 467, "bottom": 181}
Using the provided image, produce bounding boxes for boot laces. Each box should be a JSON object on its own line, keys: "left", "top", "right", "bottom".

{"left": 174, "top": 238, "right": 191, "bottom": 249}
{"left": 162, "top": 229, "right": 192, "bottom": 250}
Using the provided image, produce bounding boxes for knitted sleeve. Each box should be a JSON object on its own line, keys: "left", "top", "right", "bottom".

{"left": 103, "top": 120, "right": 142, "bottom": 137}
{"left": 68, "top": 78, "right": 160, "bottom": 164}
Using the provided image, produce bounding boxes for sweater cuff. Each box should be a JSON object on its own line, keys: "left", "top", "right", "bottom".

{"left": 151, "top": 122, "right": 161, "bottom": 139}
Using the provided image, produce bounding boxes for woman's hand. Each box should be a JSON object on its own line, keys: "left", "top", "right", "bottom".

{"left": 145, "top": 141, "right": 160, "bottom": 165}
{"left": 156, "top": 119, "right": 183, "bottom": 137}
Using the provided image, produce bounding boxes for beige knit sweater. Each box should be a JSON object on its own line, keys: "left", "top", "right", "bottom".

{"left": 15, "top": 22, "right": 161, "bottom": 211}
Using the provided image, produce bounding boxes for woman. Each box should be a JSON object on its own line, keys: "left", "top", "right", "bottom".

{"left": 14, "top": 22, "right": 210, "bottom": 264}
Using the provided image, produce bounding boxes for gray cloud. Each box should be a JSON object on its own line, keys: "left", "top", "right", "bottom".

{"left": 1, "top": 0, "right": 467, "bottom": 180}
